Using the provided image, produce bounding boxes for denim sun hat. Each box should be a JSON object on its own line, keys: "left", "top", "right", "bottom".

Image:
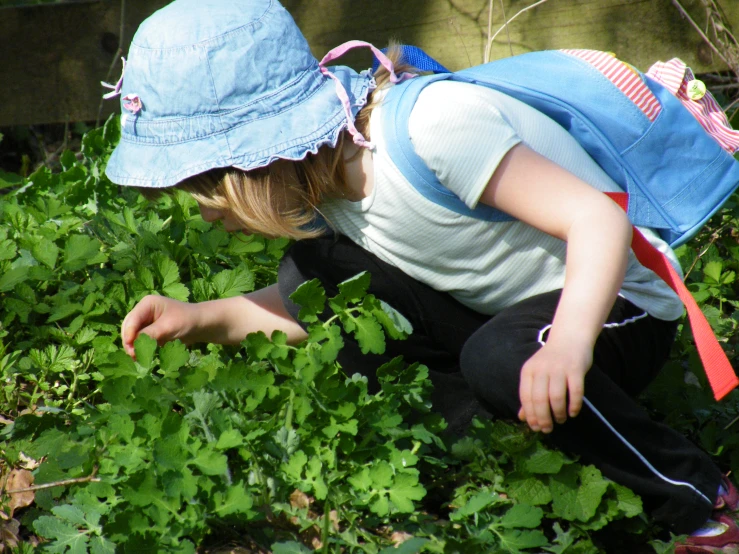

{"left": 104, "top": 0, "right": 376, "bottom": 188}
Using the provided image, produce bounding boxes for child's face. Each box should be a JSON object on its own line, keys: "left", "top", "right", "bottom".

{"left": 197, "top": 203, "right": 242, "bottom": 233}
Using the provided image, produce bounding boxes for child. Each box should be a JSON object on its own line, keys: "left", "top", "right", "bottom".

{"left": 108, "top": 0, "right": 738, "bottom": 550}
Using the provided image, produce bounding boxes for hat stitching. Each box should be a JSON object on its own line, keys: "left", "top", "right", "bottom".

{"left": 131, "top": 0, "right": 275, "bottom": 51}
{"left": 119, "top": 68, "right": 334, "bottom": 145}
{"left": 120, "top": 63, "right": 321, "bottom": 128}
{"left": 110, "top": 71, "right": 373, "bottom": 187}
{"left": 112, "top": 108, "right": 347, "bottom": 187}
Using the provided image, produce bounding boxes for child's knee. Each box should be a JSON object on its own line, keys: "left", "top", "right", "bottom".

{"left": 459, "top": 320, "right": 528, "bottom": 413}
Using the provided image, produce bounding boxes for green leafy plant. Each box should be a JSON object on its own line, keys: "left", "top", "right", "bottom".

{"left": 0, "top": 116, "right": 737, "bottom": 552}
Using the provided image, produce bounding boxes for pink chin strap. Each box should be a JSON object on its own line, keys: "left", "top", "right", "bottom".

{"left": 319, "top": 40, "right": 415, "bottom": 149}
{"left": 101, "top": 58, "right": 127, "bottom": 99}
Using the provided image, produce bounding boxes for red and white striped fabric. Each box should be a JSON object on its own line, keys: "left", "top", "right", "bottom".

{"left": 561, "top": 49, "right": 662, "bottom": 122}
{"left": 647, "top": 58, "right": 739, "bottom": 154}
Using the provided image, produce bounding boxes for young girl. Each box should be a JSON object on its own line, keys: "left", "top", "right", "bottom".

{"left": 108, "top": 0, "right": 738, "bottom": 550}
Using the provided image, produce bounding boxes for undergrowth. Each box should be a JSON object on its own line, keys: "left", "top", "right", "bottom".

{"left": 0, "top": 115, "right": 737, "bottom": 553}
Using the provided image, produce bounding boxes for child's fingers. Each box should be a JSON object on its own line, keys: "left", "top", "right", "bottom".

{"left": 531, "top": 375, "right": 552, "bottom": 433}
{"left": 568, "top": 374, "right": 585, "bottom": 418}
{"left": 121, "top": 297, "right": 158, "bottom": 356}
{"left": 519, "top": 370, "right": 537, "bottom": 430}
{"left": 549, "top": 376, "right": 568, "bottom": 425}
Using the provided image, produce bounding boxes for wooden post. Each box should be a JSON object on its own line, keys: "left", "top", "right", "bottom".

{"left": 0, "top": 0, "right": 736, "bottom": 127}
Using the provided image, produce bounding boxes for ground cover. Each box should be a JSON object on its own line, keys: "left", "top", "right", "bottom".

{"left": 0, "top": 114, "right": 737, "bottom": 553}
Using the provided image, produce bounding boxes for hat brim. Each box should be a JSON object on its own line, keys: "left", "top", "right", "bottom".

{"left": 105, "top": 66, "right": 374, "bottom": 189}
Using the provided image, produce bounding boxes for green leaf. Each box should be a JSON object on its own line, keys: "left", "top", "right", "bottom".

{"left": 211, "top": 266, "right": 255, "bottom": 298}
{"left": 272, "top": 541, "right": 312, "bottom": 554}
{"left": 274, "top": 426, "right": 300, "bottom": 457}
{"left": 282, "top": 450, "right": 308, "bottom": 481}
{"left": 51, "top": 504, "right": 88, "bottom": 527}
{"left": 369, "top": 461, "right": 394, "bottom": 489}
{"left": 90, "top": 536, "right": 116, "bottom": 554}
{"left": 390, "top": 448, "right": 419, "bottom": 470}
{"left": 214, "top": 483, "right": 254, "bottom": 516}
{"left": 499, "top": 503, "right": 544, "bottom": 529}
{"left": 153, "top": 253, "right": 180, "bottom": 288}
{"left": 245, "top": 331, "right": 275, "bottom": 360}
{"left": 375, "top": 299, "right": 413, "bottom": 338}
{"left": 290, "top": 279, "right": 326, "bottom": 323}
{"left": 163, "top": 282, "right": 190, "bottom": 301}
{"left": 0, "top": 238, "right": 16, "bottom": 261}
{"left": 318, "top": 324, "right": 343, "bottom": 363}
{"left": 451, "top": 491, "right": 498, "bottom": 520}
{"left": 521, "top": 443, "right": 565, "bottom": 474}
{"left": 497, "top": 528, "right": 549, "bottom": 551}
{"left": 48, "top": 302, "right": 83, "bottom": 323}
{"left": 351, "top": 313, "right": 385, "bottom": 354}
{"left": 703, "top": 260, "right": 723, "bottom": 283}
{"left": 550, "top": 465, "right": 610, "bottom": 522}
{"left": 348, "top": 467, "right": 372, "bottom": 492}
{"left": 32, "top": 239, "right": 60, "bottom": 269}
{"left": 33, "top": 515, "right": 89, "bottom": 553}
{"left": 134, "top": 333, "right": 158, "bottom": 370}
{"left": 379, "top": 538, "right": 429, "bottom": 554}
{"left": 62, "top": 234, "right": 106, "bottom": 272}
{"left": 159, "top": 340, "right": 189, "bottom": 376}
{"left": 98, "top": 350, "right": 139, "bottom": 378}
{"left": 192, "top": 448, "right": 229, "bottom": 475}
{"left": 608, "top": 481, "right": 643, "bottom": 518}
{"left": 506, "top": 474, "right": 552, "bottom": 506}
{"left": 0, "top": 265, "right": 29, "bottom": 292}
{"left": 337, "top": 271, "right": 371, "bottom": 302}
{"left": 215, "top": 429, "right": 243, "bottom": 450}
{"left": 388, "top": 473, "right": 425, "bottom": 513}
{"left": 0, "top": 168, "right": 22, "bottom": 188}
{"left": 60, "top": 149, "right": 77, "bottom": 171}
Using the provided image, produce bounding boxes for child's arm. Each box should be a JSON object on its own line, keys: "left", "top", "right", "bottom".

{"left": 121, "top": 284, "right": 308, "bottom": 358}
{"left": 479, "top": 143, "right": 632, "bottom": 434}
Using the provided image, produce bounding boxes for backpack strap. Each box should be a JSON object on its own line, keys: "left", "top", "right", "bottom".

{"left": 379, "top": 46, "right": 739, "bottom": 401}
{"left": 381, "top": 73, "right": 515, "bottom": 222}
{"left": 606, "top": 192, "right": 739, "bottom": 400}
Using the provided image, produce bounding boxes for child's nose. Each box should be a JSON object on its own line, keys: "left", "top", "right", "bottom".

{"left": 198, "top": 204, "right": 223, "bottom": 223}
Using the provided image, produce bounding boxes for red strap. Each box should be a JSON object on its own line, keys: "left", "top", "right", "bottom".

{"left": 606, "top": 192, "right": 739, "bottom": 400}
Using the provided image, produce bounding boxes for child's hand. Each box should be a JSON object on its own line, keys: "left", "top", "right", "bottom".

{"left": 517, "top": 340, "right": 592, "bottom": 433}
{"left": 121, "top": 295, "right": 201, "bottom": 358}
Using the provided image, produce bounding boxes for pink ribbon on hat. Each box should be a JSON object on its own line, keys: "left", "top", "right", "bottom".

{"left": 101, "top": 57, "right": 143, "bottom": 114}
{"left": 101, "top": 57, "right": 127, "bottom": 99}
{"left": 318, "top": 40, "right": 415, "bottom": 148}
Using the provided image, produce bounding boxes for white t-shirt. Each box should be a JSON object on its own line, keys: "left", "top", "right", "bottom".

{"left": 320, "top": 80, "right": 684, "bottom": 320}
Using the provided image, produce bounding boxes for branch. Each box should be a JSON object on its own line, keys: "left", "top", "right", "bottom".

{"left": 670, "top": 0, "right": 733, "bottom": 71}
{"left": 5, "top": 468, "right": 99, "bottom": 494}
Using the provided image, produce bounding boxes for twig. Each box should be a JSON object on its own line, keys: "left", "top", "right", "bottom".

{"left": 724, "top": 413, "right": 739, "bottom": 431}
{"left": 485, "top": 0, "right": 494, "bottom": 63}
{"left": 670, "top": 0, "right": 732, "bottom": 69}
{"left": 5, "top": 467, "right": 99, "bottom": 494}
{"left": 96, "top": 0, "right": 127, "bottom": 127}
{"left": 499, "top": 0, "right": 513, "bottom": 58}
{"left": 484, "top": 0, "right": 549, "bottom": 63}
{"left": 682, "top": 222, "right": 731, "bottom": 281}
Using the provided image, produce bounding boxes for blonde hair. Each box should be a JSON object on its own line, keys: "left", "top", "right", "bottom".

{"left": 141, "top": 45, "right": 416, "bottom": 240}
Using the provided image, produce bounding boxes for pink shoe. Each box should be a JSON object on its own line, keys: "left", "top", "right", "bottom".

{"left": 675, "top": 514, "right": 739, "bottom": 553}
{"left": 715, "top": 476, "right": 739, "bottom": 513}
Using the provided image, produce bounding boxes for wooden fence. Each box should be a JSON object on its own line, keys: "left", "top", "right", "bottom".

{"left": 0, "top": 0, "right": 736, "bottom": 127}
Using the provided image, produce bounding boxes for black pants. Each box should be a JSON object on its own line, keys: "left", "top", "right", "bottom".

{"left": 277, "top": 235, "right": 722, "bottom": 533}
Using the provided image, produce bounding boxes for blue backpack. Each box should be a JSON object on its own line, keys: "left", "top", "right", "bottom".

{"left": 373, "top": 46, "right": 739, "bottom": 399}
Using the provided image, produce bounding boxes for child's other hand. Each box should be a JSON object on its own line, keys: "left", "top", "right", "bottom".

{"left": 517, "top": 340, "right": 592, "bottom": 434}
{"left": 121, "top": 295, "right": 200, "bottom": 358}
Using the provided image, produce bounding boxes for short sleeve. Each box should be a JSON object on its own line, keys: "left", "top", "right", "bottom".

{"left": 408, "top": 80, "right": 522, "bottom": 208}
